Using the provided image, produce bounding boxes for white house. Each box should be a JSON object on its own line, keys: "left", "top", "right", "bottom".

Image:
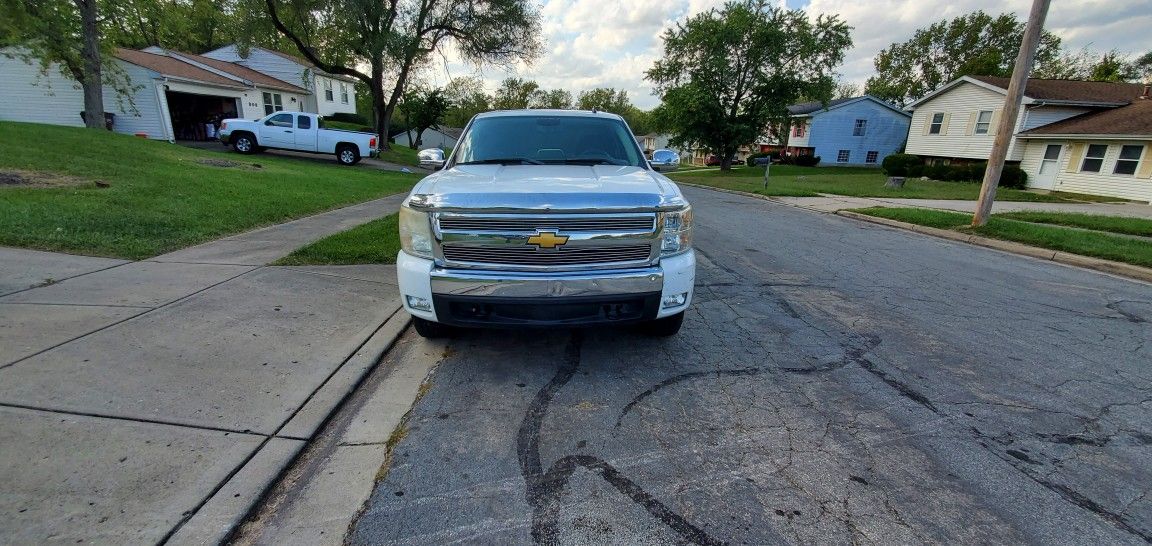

{"left": 1016, "top": 95, "right": 1151, "bottom": 201}
{"left": 202, "top": 45, "right": 358, "bottom": 117}
{"left": 903, "top": 76, "right": 1150, "bottom": 200}
{"left": 392, "top": 126, "right": 463, "bottom": 150}
{"left": 0, "top": 47, "right": 310, "bottom": 141}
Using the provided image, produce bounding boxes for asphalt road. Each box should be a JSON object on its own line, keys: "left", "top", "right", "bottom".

{"left": 348, "top": 186, "right": 1152, "bottom": 545}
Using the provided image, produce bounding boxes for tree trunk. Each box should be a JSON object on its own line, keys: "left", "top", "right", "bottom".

{"left": 371, "top": 65, "right": 390, "bottom": 150}
{"left": 75, "top": 0, "right": 105, "bottom": 130}
{"left": 719, "top": 152, "right": 734, "bottom": 171}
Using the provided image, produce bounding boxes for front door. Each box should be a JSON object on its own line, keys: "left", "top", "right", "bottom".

{"left": 1033, "top": 144, "right": 1062, "bottom": 189}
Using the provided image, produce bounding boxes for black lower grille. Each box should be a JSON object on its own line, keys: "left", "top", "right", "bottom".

{"left": 442, "top": 244, "right": 652, "bottom": 266}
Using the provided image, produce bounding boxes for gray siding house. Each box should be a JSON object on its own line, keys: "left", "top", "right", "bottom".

{"left": 202, "top": 45, "right": 358, "bottom": 117}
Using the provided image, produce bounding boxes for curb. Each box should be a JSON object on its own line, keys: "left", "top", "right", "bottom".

{"left": 166, "top": 302, "right": 412, "bottom": 545}
{"left": 835, "top": 210, "right": 1152, "bottom": 284}
{"left": 676, "top": 181, "right": 1152, "bottom": 285}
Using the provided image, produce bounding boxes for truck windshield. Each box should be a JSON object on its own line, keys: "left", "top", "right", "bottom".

{"left": 453, "top": 115, "right": 644, "bottom": 167}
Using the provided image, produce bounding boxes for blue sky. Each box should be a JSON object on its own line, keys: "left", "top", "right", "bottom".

{"left": 427, "top": 0, "right": 1151, "bottom": 109}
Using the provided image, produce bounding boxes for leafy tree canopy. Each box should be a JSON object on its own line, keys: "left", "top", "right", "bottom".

{"left": 398, "top": 86, "right": 450, "bottom": 148}
{"left": 865, "top": 11, "right": 1061, "bottom": 106}
{"left": 491, "top": 77, "right": 539, "bottom": 110}
{"left": 646, "top": 0, "right": 851, "bottom": 170}
{"left": 443, "top": 76, "right": 491, "bottom": 126}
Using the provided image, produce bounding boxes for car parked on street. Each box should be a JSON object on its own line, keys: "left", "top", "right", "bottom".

{"left": 396, "top": 109, "right": 696, "bottom": 338}
{"left": 219, "top": 111, "right": 378, "bottom": 166}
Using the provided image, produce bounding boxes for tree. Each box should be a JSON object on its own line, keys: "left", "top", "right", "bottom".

{"left": 261, "top": 0, "right": 541, "bottom": 148}
{"left": 398, "top": 86, "right": 450, "bottom": 149}
{"left": 833, "top": 81, "right": 860, "bottom": 99}
{"left": 492, "top": 77, "right": 539, "bottom": 110}
{"left": 443, "top": 76, "right": 491, "bottom": 126}
{"left": 1089, "top": 51, "right": 1138, "bottom": 82}
{"left": 647, "top": 0, "right": 851, "bottom": 170}
{"left": 864, "top": 11, "right": 1061, "bottom": 106}
{"left": 576, "top": 87, "right": 630, "bottom": 113}
{"left": 532, "top": 89, "right": 572, "bottom": 109}
{"left": 102, "top": 0, "right": 242, "bottom": 52}
{"left": 1, "top": 0, "right": 106, "bottom": 128}
{"left": 1032, "top": 47, "right": 1150, "bottom": 82}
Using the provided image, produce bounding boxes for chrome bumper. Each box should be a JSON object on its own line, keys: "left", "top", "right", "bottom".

{"left": 429, "top": 267, "right": 663, "bottom": 298}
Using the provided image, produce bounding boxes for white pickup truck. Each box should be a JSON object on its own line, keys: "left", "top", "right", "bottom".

{"left": 396, "top": 109, "right": 696, "bottom": 338}
{"left": 218, "top": 111, "right": 378, "bottom": 165}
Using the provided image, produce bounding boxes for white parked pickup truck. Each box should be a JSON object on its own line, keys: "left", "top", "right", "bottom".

{"left": 218, "top": 111, "right": 378, "bottom": 165}
{"left": 396, "top": 109, "right": 696, "bottom": 338}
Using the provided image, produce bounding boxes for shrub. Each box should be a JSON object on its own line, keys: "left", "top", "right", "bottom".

{"left": 795, "top": 155, "right": 820, "bottom": 167}
{"left": 999, "top": 166, "right": 1028, "bottom": 188}
{"left": 745, "top": 152, "right": 768, "bottom": 166}
{"left": 880, "top": 153, "right": 923, "bottom": 176}
{"left": 907, "top": 165, "right": 924, "bottom": 178}
{"left": 326, "top": 112, "right": 370, "bottom": 125}
{"left": 924, "top": 164, "right": 951, "bottom": 180}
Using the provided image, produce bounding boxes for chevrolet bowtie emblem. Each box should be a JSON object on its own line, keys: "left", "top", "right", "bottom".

{"left": 527, "top": 231, "right": 569, "bottom": 249}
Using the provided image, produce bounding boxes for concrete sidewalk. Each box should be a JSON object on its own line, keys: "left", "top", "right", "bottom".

{"left": 0, "top": 194, "right": 409, "bottom": 544}
{"left": 772, "top": 194, "right": 1152, "bottom": 218}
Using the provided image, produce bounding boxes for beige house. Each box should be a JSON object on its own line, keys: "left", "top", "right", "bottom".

{"left": 904, "top": 76, "right": 1150, "bottom": 201}
{"left": 1017, "top": 97, "right": 1151, "bottom": 201}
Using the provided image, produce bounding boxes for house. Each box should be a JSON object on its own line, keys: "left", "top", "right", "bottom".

{"left": 783, "top": 95, "right": 912, "bottom": 166}
{"left": 1016, "top": 91, "right": 1151, "bottom": 201}
{"left": 202, "top": 45, "right": 358, "bottom": 117}
{"left": 635, "top": 133, "right": 692, "bottom": 160}
{"left": 392, "top": 126, "right": 463, "bottom": 150}
{"left": 0, "top": 46, "right": 310, "bottom": 141}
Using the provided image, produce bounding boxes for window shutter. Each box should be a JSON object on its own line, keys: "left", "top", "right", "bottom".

{"left": 1065, "top": 143, "right": 1085, "bottom": 173}
{"left": 941, "top": 113, "right": 951, "bottom": 135}
{"left": 989, "top": 109, "right": 1003, "bottom": 135}
{"left": 965, "top": 112, "right": 977, "bottom": 136}
{"left": 1137, "top": 146, "right": 1152, "bottom": 179}
{"left": 922, "top": 114, "right": 930, "bottom": 136}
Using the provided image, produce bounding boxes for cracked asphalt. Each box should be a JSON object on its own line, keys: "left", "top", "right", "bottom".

{"left": 347, "top": 186, "right": 1152, "bottom": 545}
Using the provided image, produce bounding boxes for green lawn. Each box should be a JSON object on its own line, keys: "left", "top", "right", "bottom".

{"left": 995, "top": 211, "right": 1152, "bottom": 237}
{"left": 668, "top": 166, "right": 1114, "bottom": 203}
{"left": 377, "top": 145, "right": 421, "bottom": 167}
{"left": 275, "top": 214, "right": 400, "bottom": 265}
{"left": 850, "top": 207, "right": 1152, "bottom": 268}
{"left": 0, "top": 122, "right": 419, "bottom": 259}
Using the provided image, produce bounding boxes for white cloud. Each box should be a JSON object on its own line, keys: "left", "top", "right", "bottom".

{"left": 423, "top": 0, "right": 1150, "bottom": 110}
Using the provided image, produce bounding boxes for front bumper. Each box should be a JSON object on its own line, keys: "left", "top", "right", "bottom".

{"left": 397, "top": 250, "right": 695, "bottom": 327}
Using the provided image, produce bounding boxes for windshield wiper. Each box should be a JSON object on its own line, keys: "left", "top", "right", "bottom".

{"left": 563, "top": 158, "right": 626, "bottom": 165}
{"left": 456, "top": 158, "right": 543, "bottom": 165}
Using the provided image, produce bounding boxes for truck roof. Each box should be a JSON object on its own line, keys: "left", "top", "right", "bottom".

{"left": 475, "top": 109, "right": 625, "bottom": 121}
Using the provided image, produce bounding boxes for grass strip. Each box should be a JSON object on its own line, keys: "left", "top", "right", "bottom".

{"left": 274, "top": 214, "right": 400, "bottom": 265}
{"left": 849, "top": 207, "right": 1152, "bottom": 268}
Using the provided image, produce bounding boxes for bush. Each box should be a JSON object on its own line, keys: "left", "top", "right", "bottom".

{"left": 795, "top": 155, "right": 820, "bottom": 167}
{"left": 907, "top": 165, "right": 924, "bottom": 178}
{"left": 880, "top": 153, "right": 923, "bottom": 176}
{"left": 326, "top": 112, "right": 371, "bottom": 125}
{"left": 924, "top": 164, "right": 951, "bottom": 180}
{"left": 999, "top": 166, "right": 1028, "bottom": 188}
{"left": 745, "top": 152, "right": 768, "bottom": 166}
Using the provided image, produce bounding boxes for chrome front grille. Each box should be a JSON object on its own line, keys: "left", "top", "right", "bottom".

{"left": 437, "top": 214, "right": 655, "bottom": 233}
{"left": 442, "top": 244, "right": 652, "bottom": 266}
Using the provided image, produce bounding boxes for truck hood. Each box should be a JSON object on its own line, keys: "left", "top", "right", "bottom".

{"left": 407, "top": 165, "right": 688, "bottom": 213}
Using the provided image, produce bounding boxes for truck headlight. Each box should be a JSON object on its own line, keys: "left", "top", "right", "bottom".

{"left": 661, "top": 206, "right": 693, "bottom": 256}
{"left": 399, "top": 206, "right": 434, "bottom": 259}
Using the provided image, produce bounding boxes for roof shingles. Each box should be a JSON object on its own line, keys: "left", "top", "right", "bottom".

{"left": 1023, "top": 98, "right": 1152, "bottom": 136}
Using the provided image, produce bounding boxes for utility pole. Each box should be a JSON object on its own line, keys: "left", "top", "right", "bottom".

{"left": 972, "top": 0, "right": 1052, "bottom": 226}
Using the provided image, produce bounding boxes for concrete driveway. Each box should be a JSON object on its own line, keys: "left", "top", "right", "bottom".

{"left": 0, "top": 194, "right": 408, "bottom": 544}
{"left": 345, "top": 186, "right": 1151, "bottom": 544}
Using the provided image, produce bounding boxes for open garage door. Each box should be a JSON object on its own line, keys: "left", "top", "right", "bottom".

{"left": 165, "top": 90, "right": 239, "bottom": 141}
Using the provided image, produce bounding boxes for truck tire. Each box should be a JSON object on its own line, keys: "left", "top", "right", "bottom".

{"left": 232, "top": 132, "right": 257, "bottom": 154}
{"left": 412, "top": 317, "right": 455, "bottom": 338}
{"left": 336, "top": 144, "right": 360, "bottom": 166}
{"left": 640, "top": 312, "right": 684, "bottom": 337}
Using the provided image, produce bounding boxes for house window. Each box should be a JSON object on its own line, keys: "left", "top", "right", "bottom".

{"left": 929, "top": 113, "right": 945, "bottom": 134}
{"left": 324, "top": 79, "right": 334, "bottom": 102}
{"left": 853, "top": 119, "right": 867, "bottom": 136}
{"left": 1080, "top": 144, "right": 1108, "bottom": 172}
{"left": 263, "top": 92, "right": 283, "bottom": 115}
{"left": 837, "top": 150, "right": 850, "bottom": 163}
{"left": 1113, "top": 145, "right": 1143, "bottom": 175}
{"left": 793, "top": 123, "right": 806, "bottom": 138}
{"left": 865, "top": 151, "right": 878, "bottom": 164}
{"left": 974, "top": 110, "right": 993, "bottom": 134}
{"left": 340, "top": 83, "right": 349, "bottom": 104}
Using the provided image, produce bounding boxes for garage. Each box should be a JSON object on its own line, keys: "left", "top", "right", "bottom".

{"left": 165, "top": 90, "right": 239, "bottom": 141}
